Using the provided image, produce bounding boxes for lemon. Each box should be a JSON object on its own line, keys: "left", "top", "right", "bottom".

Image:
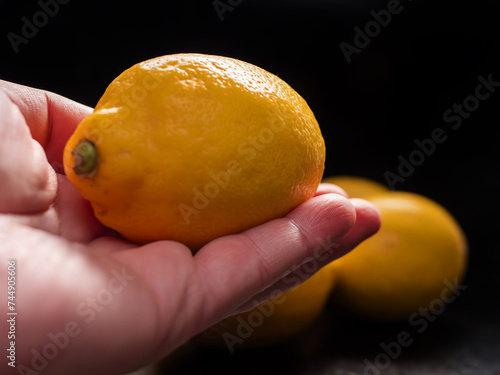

{"left": 332, "top": 191, "right": 468, "bottom": 320}
{"left": 63, "top": 53, "right": 325, "bottom": 249}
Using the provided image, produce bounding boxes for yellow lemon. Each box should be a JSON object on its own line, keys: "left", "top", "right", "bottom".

{"left": 63, "top": 53, "right": 325, "bottom": 249}
{"left": 332, "top": 191, "right": 468, "bottom": 320}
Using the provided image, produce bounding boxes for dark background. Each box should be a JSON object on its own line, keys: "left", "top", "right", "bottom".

{"left": 1, "top": 0, "right": 499, "bottom": 373}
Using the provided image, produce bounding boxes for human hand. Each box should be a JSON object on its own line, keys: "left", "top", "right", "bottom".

{"left": 0, "top": 80, "right": 380, "bottom": 375}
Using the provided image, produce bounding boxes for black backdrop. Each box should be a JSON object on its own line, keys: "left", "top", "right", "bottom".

{"left": 1, "top": 0, "right": 500, "bottom": 373}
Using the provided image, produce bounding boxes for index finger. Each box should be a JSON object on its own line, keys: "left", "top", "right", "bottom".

{"left": 0, "top": 80, "right": 92, "bottom": 168}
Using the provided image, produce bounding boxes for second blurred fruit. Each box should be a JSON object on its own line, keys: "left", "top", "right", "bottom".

{"left": 324, "top": 176, "right": 468, "bottom": 321}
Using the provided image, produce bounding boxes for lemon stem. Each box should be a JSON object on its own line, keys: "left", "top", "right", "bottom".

{"left": 72, "top": 140, "right": 98, "bottom": 177}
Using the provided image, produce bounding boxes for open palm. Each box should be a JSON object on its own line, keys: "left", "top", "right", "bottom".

{"left": 0, "top": 80, "right": 380, "bottom": 375}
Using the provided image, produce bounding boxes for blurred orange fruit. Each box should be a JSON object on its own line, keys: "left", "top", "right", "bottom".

{"left": 332, "top": 190, "right": 468, "bottom": 320}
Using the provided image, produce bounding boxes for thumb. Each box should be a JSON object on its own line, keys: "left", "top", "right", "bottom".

{"left": 0, "top": 89, "right": 57, "bottom": 214}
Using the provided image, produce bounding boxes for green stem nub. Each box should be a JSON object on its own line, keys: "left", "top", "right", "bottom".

{"left": 72, "top": 140, "right": 98, "bottom": 177}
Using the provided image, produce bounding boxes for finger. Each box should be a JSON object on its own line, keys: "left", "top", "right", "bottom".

{"left": 0, "top": 80, "right": 92, "bottom": 169}
{"left": 0, "top": 89, "right": 57, "bottom": 213}
{"left": 315, "top": 182, "right": 348, "bottom": 197}
{"left": 51, "top": 175, "right": 119, "bottom": 242}
{"left": 328, "top": 198, "right": 381, "bottom": 257}
{"left": 234, "top": 197, "right": 381, "bottom": 312}
{"left": 192, "top": 193, "right": 356, "bottom": 321}
{"left": 0, "top": 173, "right": 119, "bottom": 240}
